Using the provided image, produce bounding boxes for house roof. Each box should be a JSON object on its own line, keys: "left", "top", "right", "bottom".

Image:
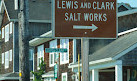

{"left": 89, "top": 30, "right": 137, "bottom": 62}
{"left": 0, "top": 0, "right": 51, "bottom": 21}
{"left": 118, "top": 3, "right": 132, "bottom": 10}
{"left": 117, "top": 8, "right": 137, "bottom": 17}
{"left": 0, "top": 72, "right": 19, "bottom": 80}
{"left": 70, "top": 29, "right": 137, "bottom": 67}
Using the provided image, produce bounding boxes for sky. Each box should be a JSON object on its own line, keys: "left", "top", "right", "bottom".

{"left": 117, "top": 0, "right": 137, "bottom": 7}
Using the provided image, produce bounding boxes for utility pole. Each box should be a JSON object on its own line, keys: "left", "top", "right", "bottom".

{"left": 81, "top": 38, "right": 89, "bottom": 81}
{"left": 78, "top": 53, "right": 81, "bottom": 81}
{"left": 18, "top": 0, "right": 30, "bottom": 81}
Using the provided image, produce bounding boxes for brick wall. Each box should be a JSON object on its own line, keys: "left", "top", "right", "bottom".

{"left": 34, "top": 39, "right": 74, "bottom": 81}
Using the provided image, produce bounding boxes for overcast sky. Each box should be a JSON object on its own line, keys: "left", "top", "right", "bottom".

{"left": 117, "top": 0, "right": 137, "bottom": 7}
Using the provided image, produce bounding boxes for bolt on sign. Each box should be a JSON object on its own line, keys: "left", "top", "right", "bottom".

{"left": 52, "top": 0, "right": 117, "bottom": 38}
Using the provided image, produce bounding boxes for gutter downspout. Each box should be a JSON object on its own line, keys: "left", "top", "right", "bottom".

{"left": 33, "top": 48, "right": 35, "bottom": 80}
{"left": 13, "top": 21, "right": 15, "bottom": 73}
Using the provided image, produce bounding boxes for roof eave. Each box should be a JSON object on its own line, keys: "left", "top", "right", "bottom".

{"left": 118, "top": 8, "right": 137, "bottom": 17}
{"left": 29, "top": 30, "right": 52, "bottom": 46}
{"left": 2, "top": 0, "right": 11, "bottom": 21}
{"left": 113, "top": 41, "right": 137, "bottom": 60}
{"left": 68, "top": 57, "right": 113, "bottom": 68}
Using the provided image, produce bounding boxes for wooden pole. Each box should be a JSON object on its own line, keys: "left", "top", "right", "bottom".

{"left": 81, "top": 38, "right": 89, "bottom": 81}
{"left": 18, "top": 0, "right": 30, "bottom": 81}
{"left": 78, "top": 53, "right": 80, "bottom": 81}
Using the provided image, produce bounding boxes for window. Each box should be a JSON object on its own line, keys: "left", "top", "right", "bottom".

{"left": 2, "top": 53, "right": 4, "bottom": 64}
{"left": 62, "top": 72, "right": 67, "bottom": 81}
{"left": 10, "top": 22, "right": 13, "bottom": 34}
{"left": 29, "top": 49, "right": 33, "bottom": 60}
{"left": 37, "top": 44, "right": 44, "bottom": 68}
{"left": 5, "top": 24, "right": 9, "bottom": 42}
{"left": 9, "top": 49, "right": 12, "bottom": 61}
{"left": 60, "top": 39, "right": 69, "bottom": 64}
{"left": 5, "top": 51, "right": 9, "bottom": 69}
{"left": 49, "top": 40, "right": 57, "bottom": 67}
{"left": 2, "top": 27, "right": 4, "bottom": 38}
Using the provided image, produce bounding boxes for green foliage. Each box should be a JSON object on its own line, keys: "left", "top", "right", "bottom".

{"left": 31, "top": 58, "right": 46, "bottom": 81}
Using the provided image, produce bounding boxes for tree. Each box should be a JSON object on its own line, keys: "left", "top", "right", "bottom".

{"left": 31, "top": 58, "right": 46, "bottom": 81}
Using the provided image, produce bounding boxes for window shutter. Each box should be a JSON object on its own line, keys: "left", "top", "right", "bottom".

{"left": 65, "top": 39, "right": 69, "bottom": 61}
{"left": 60, "top": 39, "right": 64, "bottom": 62}
{"left": 9, "top": 50, "right": 12, "bottom": 61}
{"left": 2, "top": 27, "right": 4, "bottom": 38}
{"left": 10, "top": 22, "right": 13, "bottom": 34}
{"left": 2, "top": 53, "right": 4, "bottom": 64}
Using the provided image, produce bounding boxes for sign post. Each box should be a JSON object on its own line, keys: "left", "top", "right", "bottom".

{"left": 52, "top": 0, "right": 117, "bottom": 81}
{"left": 54, "top": 63, "right": 58, "bottom": 79}
{"left": 81, "top": 38, "right": 89, "bottom": 81}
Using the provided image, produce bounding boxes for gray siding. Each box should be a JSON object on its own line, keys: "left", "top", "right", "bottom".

{"left": 119, "top": 47, "right": 137, "bottom": 66}
{"left": 76, "top": 39, "right": 114, "bottom": 61}
{"left": 118, "top": 13, "right": 137, "bottom": 33}
{"left": 12, "top": 22, "right": 51, "bottom": 72}
{"left": 29, "top": 23, "right": 51, "bottom": 39}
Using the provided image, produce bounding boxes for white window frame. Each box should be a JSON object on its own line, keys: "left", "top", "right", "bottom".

{"left": 49, "top": 40, "right": 57, "bottom": 67}
{"left": 2, "top": 27, "right": 4, "bottom": 39}
{"left": 9, "top": 49, "right": 12, "bottom": 61}
{"left": 2, "top": 53, "right": 4, "bottom": 64}
{"left": 60, "top": 39, "right": 69, "bottom": 65}
{"left": 62, "top": 72, "right": 67, "bottom": 81}
{"left": 5, "top": 51, "right": 9, "bottom": 69}
{"left": 9, "top": 22, "right": 13, "bottom": 34}
{"left": 44, "top": 77, "right": 56, "bottom": 81}
{"left": 37, "top": 44, "right": 44, "bottom": 69}
{"left": 5, "top": 24, "right": 9, "bottom": 42}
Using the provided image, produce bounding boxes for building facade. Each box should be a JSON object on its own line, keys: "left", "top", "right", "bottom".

{"left": 29, "top": 3, "right": 137, "bottom": 81}
{"left": 0, "top": 0, "right": 51, "bottom": 81}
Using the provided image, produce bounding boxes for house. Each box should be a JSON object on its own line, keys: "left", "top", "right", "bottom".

{"left": 0, "top": 0, "right": 51, "bottom": 81}
{"left": 69, "top": 5, "right": 137, "bottom": 81}
{"left": 29, "top": 32, "right": 75, "bottom": 81}
{"left": 29, "top": 3, "right": 137, "bottom": 81}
